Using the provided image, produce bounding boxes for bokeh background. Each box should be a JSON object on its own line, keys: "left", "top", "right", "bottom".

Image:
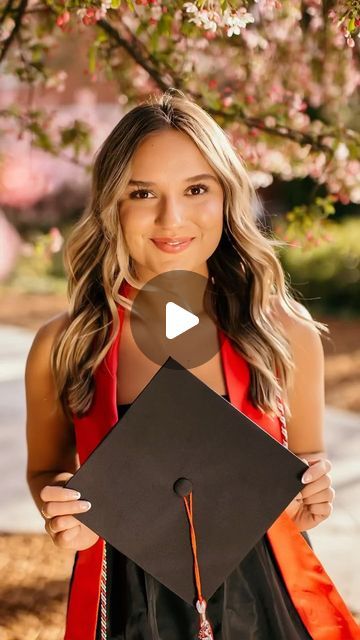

{"left": 0, "top": 1, "right": 359, "bottom": 638}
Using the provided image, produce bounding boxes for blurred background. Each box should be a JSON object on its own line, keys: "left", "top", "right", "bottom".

{"left": 0, "top": 1, "right": 359, "bottom": 638}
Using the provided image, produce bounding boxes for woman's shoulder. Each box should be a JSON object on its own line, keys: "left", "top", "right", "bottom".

{"left": 35, "top": 311, "right": 70, "bottom": 340}
{"left": 268, "top": 294, "right": 324, "bottom": 363}
{"left": 27, "top": 311, "right": 71, "bottom": 366}
{"left": 269, "top": 294, "right": 316, "bottom": 334}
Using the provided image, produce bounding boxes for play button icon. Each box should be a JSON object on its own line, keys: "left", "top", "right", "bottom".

{"left": 129, "top": 270, "right": 224, "bottom": 368}
{"left": 165, "top": 302, "right": 199, "bottom": 340}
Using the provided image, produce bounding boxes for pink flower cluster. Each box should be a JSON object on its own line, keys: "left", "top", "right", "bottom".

{"left": 56, "top": 0, "right": 113, "bottom": 28}
{"left": 183, "top": 2, "right": 255, "bottom": 38}
{"left": 328, "top": 7, "right": 360, "bottom": 48}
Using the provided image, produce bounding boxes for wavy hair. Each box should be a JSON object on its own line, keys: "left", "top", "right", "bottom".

{"left": 52, "top": 88, "right": 327, "bottom": 422}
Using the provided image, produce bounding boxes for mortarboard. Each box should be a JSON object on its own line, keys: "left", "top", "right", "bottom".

{"left": 65, "top": 357, "right": 308, "bottom": 639}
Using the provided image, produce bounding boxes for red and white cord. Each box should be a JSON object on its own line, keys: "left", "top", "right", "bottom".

{"left": 276, "top": 393, "right": 288, "bottom": 448}
{"left": 100, "top": 542, "right": 107, "bottom": 640}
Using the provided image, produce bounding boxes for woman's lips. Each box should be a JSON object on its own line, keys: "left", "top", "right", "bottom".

{"left": 150, "top": 238, "right": 194, "bottom": 253}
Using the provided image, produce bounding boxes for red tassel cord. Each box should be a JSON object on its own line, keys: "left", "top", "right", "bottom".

{"left": 183, "top": 492, "right": 215, "bottom": 640}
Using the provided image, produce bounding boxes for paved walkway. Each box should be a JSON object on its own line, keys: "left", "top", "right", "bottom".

{"left": 0, "top": 324, "right": 359, "bottom": 614}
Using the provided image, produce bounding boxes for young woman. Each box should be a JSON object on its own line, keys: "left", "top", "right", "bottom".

{"left": 25, "top": 89, "right": 359, "bottom": 640}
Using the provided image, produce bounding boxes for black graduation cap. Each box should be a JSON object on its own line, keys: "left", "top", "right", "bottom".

{"left": 65, "top": 357, "right": 308, "bottom": 636}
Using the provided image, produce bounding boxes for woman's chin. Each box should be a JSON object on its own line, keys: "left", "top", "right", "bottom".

{"left": 134, "top": 256, "right": 209, "bottom": 282}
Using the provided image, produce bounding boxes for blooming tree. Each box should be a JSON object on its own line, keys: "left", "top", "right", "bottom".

{"left": 0, "top": 0, "right": 359, "bottom": 244}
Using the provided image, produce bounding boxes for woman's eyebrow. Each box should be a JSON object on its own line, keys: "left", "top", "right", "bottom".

{"left": 127, "top": 173, "right": 218, "bottom": 186}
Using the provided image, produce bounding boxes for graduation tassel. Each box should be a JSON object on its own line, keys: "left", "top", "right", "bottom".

{"left": 183, "top": 492, "right": 215, "bottom": 640}
{"left": 100, "top": 540, "right": 108, "bottom": 640}
{"left": 276, "top": 392, "right": 289, "bottom": 449}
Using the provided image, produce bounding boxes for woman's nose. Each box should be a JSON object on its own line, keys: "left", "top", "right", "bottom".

{"left": 155, "top": 196, "right": 186, "bottom": 227}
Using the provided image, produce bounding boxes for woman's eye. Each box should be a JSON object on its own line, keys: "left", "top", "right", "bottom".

{"left": 130, "top": 189, "right": 152, "bottom": 199}
{"left": 129, "top": 184, "right": 208, "bottom": 200}
{"left": 188, "top": 184, "right": 208, "bottom": 196}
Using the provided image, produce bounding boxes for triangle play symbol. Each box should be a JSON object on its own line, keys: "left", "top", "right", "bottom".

{"left": 165, "top": 302, "right": 199, "bottom": 340}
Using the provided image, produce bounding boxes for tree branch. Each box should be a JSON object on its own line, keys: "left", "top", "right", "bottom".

{"left": 0, "top": 0, "right": 15, "bottom": 27}
{"left": 0, "top": 7, "right": 356, "bottom": 158}
{"left": 0, "top": 0, "right": 28, "bottom": 64}
{"left": 204, "top": 106, "right": 337, "bottom": 154}
{"left": 97, "top": 18, "right": 345, "bottom": 155}
{"left": 97, "top": 18, "right": 174, "bottom": 92}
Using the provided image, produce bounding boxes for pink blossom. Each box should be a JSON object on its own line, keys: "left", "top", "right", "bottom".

{"left": 0, "top": 212, "right": 22, "bottom": 281}
{"left": 56, "top": 11, "right": 70, "bottom": 28}
{"left": 0, "top": 156, "right": 52, "bottom": 208}
{"left": 221, "top": 96, "right": 233, "bottom": 107}
{"left": 49, "top": 227, "right": 64, "bottom": 253}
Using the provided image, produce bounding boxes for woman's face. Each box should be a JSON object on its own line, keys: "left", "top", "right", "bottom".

{"left": 117, "top": 129, "right": 224, "bottom": 284}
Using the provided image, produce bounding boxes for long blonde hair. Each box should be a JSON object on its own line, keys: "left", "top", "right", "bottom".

{"left": 52, "top": 88, "right": 327, "bottom": 421}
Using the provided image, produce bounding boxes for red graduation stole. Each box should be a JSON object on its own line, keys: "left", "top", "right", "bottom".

{"left": 64, "top": 281, "right": 360, "bottom": 640}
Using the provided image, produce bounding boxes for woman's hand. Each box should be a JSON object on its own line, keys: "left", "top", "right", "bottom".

{"left": 285, "top": 458, "right": 335, "bottom": 532}
{"left": 40, "top": 472, "right": 99, "bottom": 550}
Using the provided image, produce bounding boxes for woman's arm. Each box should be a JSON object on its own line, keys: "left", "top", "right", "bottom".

{"left": 26, "top": 314, "right": 99, "bottom": 550}
{"left": 270, "top": 297, "right": 335, "bottom": 531}
{"left": 278, "top": 299, "right": 326, "bottom": 457}
{"left": 25, "top": 312, "right": 79, "bottom": 515}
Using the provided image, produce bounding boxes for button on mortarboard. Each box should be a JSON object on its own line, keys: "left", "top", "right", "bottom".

{"left": 65, "top": 357, "right": 308, "bottom": 609}
{"left": 174, "top": 477, "right": 193, "bottom": 497}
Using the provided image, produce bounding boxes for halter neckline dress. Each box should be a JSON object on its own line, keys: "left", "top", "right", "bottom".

{"left": 95, "top": 394, "right": 313, "bottom": 640}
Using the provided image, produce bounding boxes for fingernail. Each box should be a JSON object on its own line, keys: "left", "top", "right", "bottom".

{"left": 79, "top": 501, "right": 91, "bottom": 510}
{"left": 70, "top": 491, "right": 81, "bottom": 499}
{"left": 302, "top": 473, "right": 312, "bottom": 484}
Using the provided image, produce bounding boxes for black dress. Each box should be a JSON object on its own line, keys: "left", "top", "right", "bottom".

{"left": 96, "top": 396, "right": 313, "bottom": 640}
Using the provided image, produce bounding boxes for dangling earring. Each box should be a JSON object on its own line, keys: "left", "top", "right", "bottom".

{"left": 210, "top": 275, "right": 215, "bottom": 285}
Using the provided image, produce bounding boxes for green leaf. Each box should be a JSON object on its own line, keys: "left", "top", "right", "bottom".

{"left": 59, "top": 120, "right": 92, "bottom": 156}
{"left": 150, "top": 29, "right": 159, "bottom": 52}
{"left": 348, "top": 15, "right": 355, "bottom": 32}
{"left": 135, "top": 21, "right": 148, "bottom": 36}
{"left": 95, "top": 31, "right": 108, "bottom": 44}
{"left": 89, "top": 43, "right": 97, "bottom": 74}
{"left": 181, "top": 20, "right": 196, "bottom": 36}
{"left": 158, "top": 13, "right": 172, "bottom": 36}
{"left": 28, "top": 123, "right": 54, "bottom": 153}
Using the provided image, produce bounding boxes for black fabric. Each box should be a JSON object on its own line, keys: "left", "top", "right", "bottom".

{"left": 95, "top": 397, "right": 313, "bottom": 640}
